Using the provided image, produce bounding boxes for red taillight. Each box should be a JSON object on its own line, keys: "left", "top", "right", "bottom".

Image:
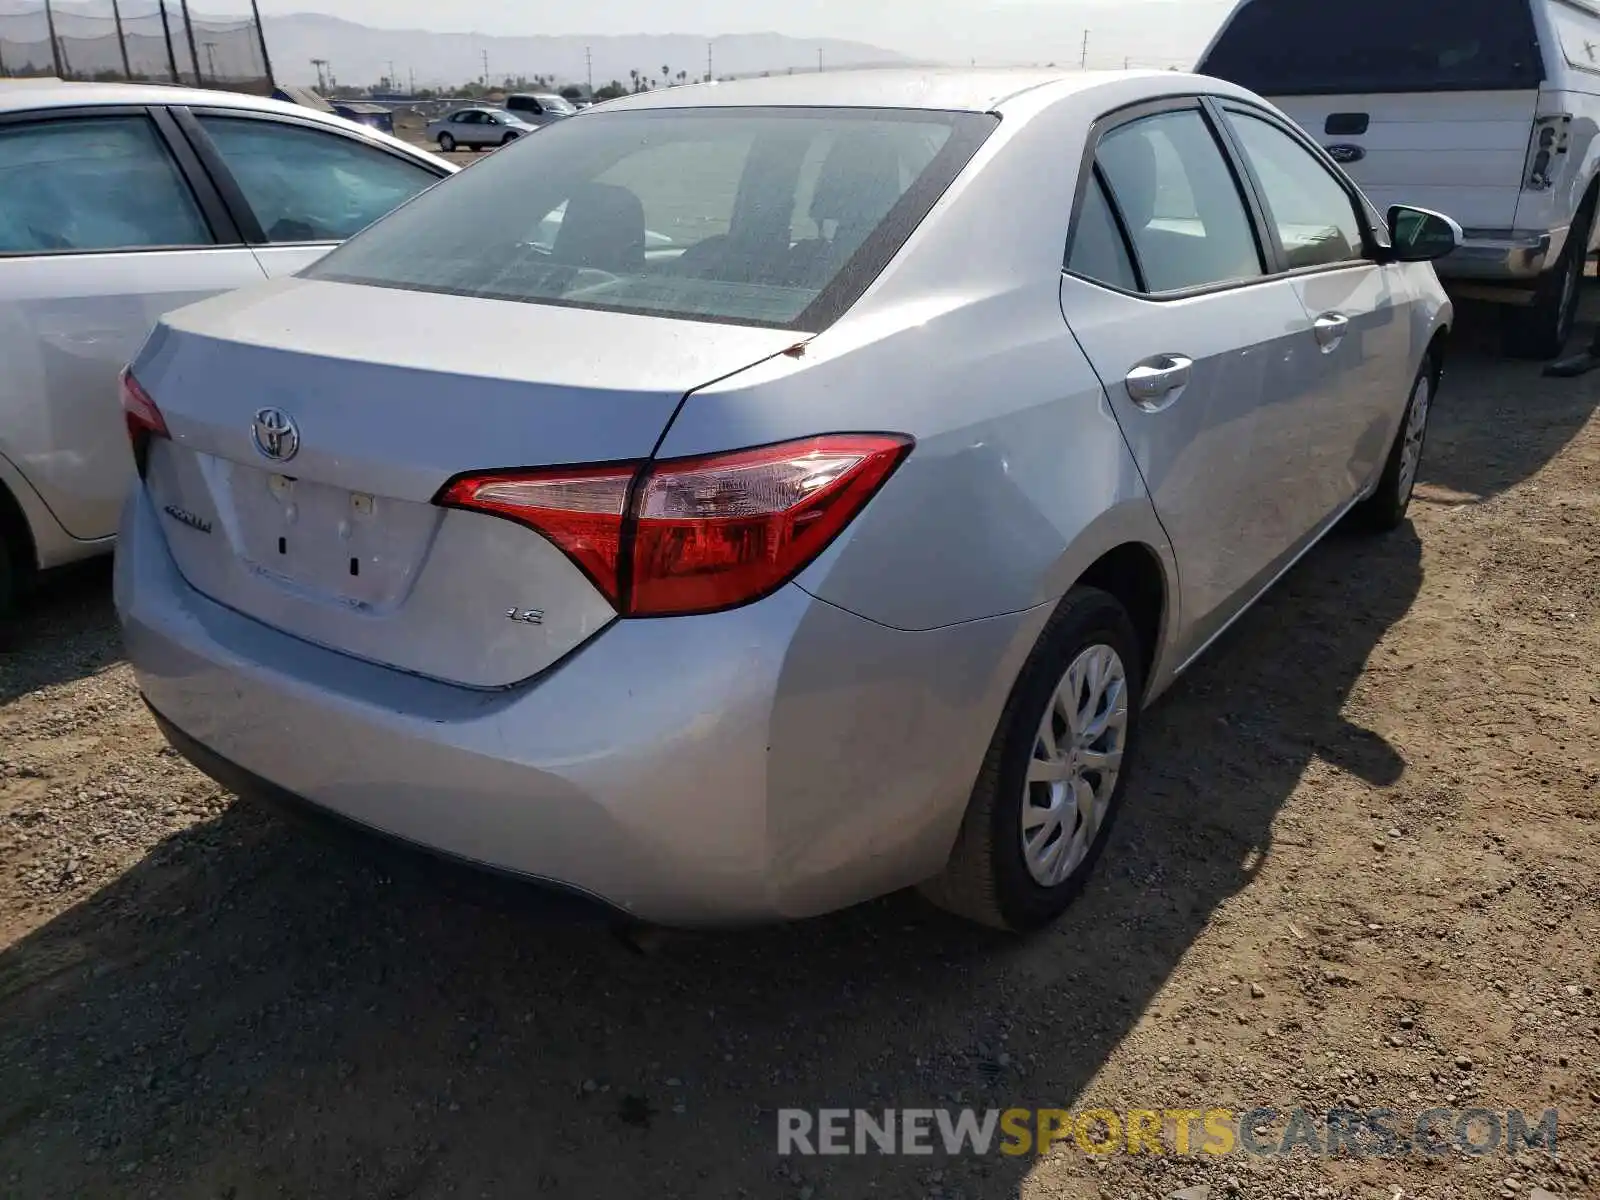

{"left": 120, "top": 368, "right": 167, "bottom": 441}
{"left": 120, "top": 368, "right": 168, "bottom": 474}
{"left": 439, "top": 465, "right": 634, "bottom": 607}
{"left": 439, "top": 434, "right": 912, "bottom": 617}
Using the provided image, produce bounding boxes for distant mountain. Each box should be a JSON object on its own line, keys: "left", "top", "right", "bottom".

{"left": 257, "top": 15, "right": 907, "bottom": 89}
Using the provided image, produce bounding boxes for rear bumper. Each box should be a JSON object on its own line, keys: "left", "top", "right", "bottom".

{"left": 1437, "top": 225, "right": 1568, "bottom": 284}
{"left": 116, "top": 486, "right": 1045, "bottom": 926}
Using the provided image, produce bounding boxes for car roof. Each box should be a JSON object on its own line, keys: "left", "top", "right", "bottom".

{"left": 0, "top": 80, "right": 454, "bottom": 169}
{"left": 592, "top": 67, "right": 1233, "bottom": 114}
{"left": 0, "top": 80, "right": 317, "bottom": 116}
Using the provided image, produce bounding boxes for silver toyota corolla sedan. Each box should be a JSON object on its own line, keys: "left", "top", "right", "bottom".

{"left": 114, "top": 69, "right": 1457, "bottom": 930}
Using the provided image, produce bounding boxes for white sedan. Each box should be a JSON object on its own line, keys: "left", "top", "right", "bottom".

{"left": 0, "top": 81, "right": 451, "bottom": 619}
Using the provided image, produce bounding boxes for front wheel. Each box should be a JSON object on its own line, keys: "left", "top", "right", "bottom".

{"left": 921, "top": 587, "right": 1144, "bottom": 931}
{"left": 437, "top": 132, "right": 456, "bottom": 152}
{"left": 1352, "top": 358, "right": 1434, "bottom": 532}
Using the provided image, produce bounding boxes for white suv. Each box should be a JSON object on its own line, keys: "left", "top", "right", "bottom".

{"left": 1201, "top": 0, "right": 1600, "bottom": 358}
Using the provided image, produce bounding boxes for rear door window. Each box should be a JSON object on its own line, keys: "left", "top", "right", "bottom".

{"left": 1093, "top": 109, "right": 1263, "bottom": 293}
{"left": 0, "top": 115, "right": 211, "bottom": 254}
{"left": 1200, "top": 0, "right": 1544, "bottom": 94}
{"left": 196, "top": 115, "right": 439, "bottom": 243}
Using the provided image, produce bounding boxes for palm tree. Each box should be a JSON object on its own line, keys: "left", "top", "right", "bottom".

{"left": 677, "top": 70, "right": 688, "bottom": 84}
{"left": 662, "top": 64, "right": 670, "bottom": 83}
{"left": 629, "top": 68, "right": 641, "bottom": 92}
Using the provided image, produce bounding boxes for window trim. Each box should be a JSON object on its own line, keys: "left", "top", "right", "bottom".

{"left": 170, "top": 104, "right": 450, "bottom": 248}
{"left": 1061, "top": 95, "right": 1273, "bottom": 302}
{"left": 1205, "top": 96, "right": 1381, "bottom": 279}
{"left": 0, "top": 105, "right": 237, "bottom": 259}
{"left": 1061, "top": 93, "right": 1388, "bottom": 301}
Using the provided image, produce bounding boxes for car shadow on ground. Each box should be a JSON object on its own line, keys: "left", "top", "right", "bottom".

{"left": 1422, "top": 299, "right": 1600, "bottom": 504}
{"left": 0, "top": 512, "right": 1424, "bottom": 1198}
{"left": 0, "top": 558, "right": 120, "bottom": 705}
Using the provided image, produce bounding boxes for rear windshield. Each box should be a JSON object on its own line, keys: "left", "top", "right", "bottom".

{"left": 1200, "top": 0, "right": 1544, "bottom": 95}
{"left": 306, "top": 106, "right": 996, "bottom": 330}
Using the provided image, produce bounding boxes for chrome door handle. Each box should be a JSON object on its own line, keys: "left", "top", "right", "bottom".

{"left": 1125, "top": 354, "right": 1194, "bottom": 409}
{"left": 1314, "top": 312, "right": 1350, "bottom": 351}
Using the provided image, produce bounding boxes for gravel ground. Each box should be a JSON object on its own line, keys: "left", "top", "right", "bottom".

{"left": 1, "top": 313, "right": 1597, "bottom": 1200}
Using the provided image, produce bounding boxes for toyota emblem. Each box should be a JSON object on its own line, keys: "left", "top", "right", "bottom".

{"left": 252, "top": 407, "right": 300, "bottom": 463}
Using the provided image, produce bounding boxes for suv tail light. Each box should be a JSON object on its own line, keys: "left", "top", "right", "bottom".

{"left": 1524, "top": 114, "right": 1572, "bottom": 191}
{"left": 440, "top": 434, "right": 912, "bottom": 617}
{"left": 120, "top": 368, "right": 168, "bottom": 475}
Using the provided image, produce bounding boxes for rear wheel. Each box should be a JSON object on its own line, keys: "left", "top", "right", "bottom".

{"left": 1353, "top": 357, "right": 1435, "bottom": 532}
{"left": 0, "top": 535, "right": 14, "bottom": 626}
{"left": 921, "top": 587, "right": 1144, "bottom": 931}
{"left": 437, "top": 132, "right": 456, "bottom": 152}
{"left": 1504, "top": 200, "right": 1595, "bottom": 359}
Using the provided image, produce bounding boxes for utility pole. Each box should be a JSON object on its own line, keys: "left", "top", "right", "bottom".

{"left": 110, "top": 0, "right": 132, "bottom": 79}
{"left": 179, "top": 0, "right": 203, "bottom": 84}
{"left": 158, "top": 0, "right": 181, "bottom": 82}
{"left": 706, "top": 40, "right": 712, "bottom": 82}
{"left": 248, "top": 0, "right": 273, "bottom": 86}
{"left": 42, "top": 0, "right": 64, "bottom": 78}
{"left": 311, "top": 56, "right": 328, "bottom": 91}
{"left": 481, "top": 48, "right": 489, "bottom": 87}
{"left": 817, "top": 46, "right": 824, "bottom": 72}
{"left": 1124, "top": 56, "right": 1131, "bottom": 69}
{"left": 386, "top": 58, "right": 395, "bottom": 90}
{"left": 1080, "top": 29, "right": 1090, "bottom": 69}
{"left": 409, "top": 65, "right": 416, "bottom": 94}
{"left": 203, "top": 39, "right": 218, "bottom": 80}
{"left": 586, "top": 45, "right": 593, "bottom": 89}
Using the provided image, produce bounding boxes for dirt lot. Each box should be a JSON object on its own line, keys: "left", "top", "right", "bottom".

{"left": 1, "top": 311, "right": 1597, "bottom": 1200}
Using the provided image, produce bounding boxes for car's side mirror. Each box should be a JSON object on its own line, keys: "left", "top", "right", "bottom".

{"left": 1385, "top": 205, "right": 1462, "bottom": 263}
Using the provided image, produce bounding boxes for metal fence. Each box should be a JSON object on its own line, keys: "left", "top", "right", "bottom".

{"left": 0, "top": 1, "right": 273, "bottom": 93}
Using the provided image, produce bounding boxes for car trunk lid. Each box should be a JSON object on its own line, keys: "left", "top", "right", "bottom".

{"left": 133, "top": 277, "right": 801, "bottom": 688}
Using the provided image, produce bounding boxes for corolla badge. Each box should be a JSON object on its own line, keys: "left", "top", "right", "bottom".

{"left": 1326, "top": 143, "right": 1366, "bottom": 165}
{"left": 252, "top": 407, "right": 300, "bottom": 463}
{"left": 162, "top": 504, "right": 212, "bottom": 534}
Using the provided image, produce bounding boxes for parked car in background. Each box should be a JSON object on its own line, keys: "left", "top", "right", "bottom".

{"left": 0, "top": 81, "right": 452, "bottom": 619}
{"left": 1200, "top": 0, "right": 1600, "bottom": 359}
{"left": 116, "top": 69, "right": 1456, "bottom": 932}
{"left": 504, "top": 93, "right": 580, "bottom": 125}
{"left": 425, "top": 106, "right": 537, "bottom": 152}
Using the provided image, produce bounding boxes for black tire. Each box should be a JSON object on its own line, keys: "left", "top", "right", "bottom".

{"left": 920, "top": 587, "right": 1145, "bottom": 931}
{"left": 0, "top": 533, "right": 14, "bottom": 626}
{"left": 437, "top": 133, "right": 456, "bottom": 152}
{"left": 1504, "top": 199, "right": 1595, "bottom": 360}
{"left": 1353, "top": 355, "right": 1436, "bottom": 533}
{"left": 503, "top": 131, "right": 519, "bottom": 143}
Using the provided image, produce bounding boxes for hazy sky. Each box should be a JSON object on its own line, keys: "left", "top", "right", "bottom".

{"left": 250, "top": 1, "right": 1235, "bottom": 67}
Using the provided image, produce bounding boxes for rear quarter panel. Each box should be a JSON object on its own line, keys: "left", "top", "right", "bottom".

{"left": 654, "top": 78, "right": 1180, "bottom": 641}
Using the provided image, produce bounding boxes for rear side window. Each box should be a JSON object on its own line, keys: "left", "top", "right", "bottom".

{"left": 0, "top": 116, "right": 210, "bottom": 255}
{"left": 1066, "top": 174, "right": 1138, "bottom": 290}
{"left": 1226, "top": 111, "right": 1366, "bottom": 269}
{"left": 306, "top": 107, "right": 996, "bottom": 330}
{"left": 199, "top": 116, "right": 439, "bottom": 243}
{"left": 1201, "top": 0, "right": 1544, "bottom": 95}
{"left": 1094, "top": 110, "right": 1263, "bottom": 293}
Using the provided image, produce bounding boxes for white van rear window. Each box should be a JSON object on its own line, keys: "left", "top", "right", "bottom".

{"left": 1200, "top": 0, "right": 1544, "bottom": 95}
